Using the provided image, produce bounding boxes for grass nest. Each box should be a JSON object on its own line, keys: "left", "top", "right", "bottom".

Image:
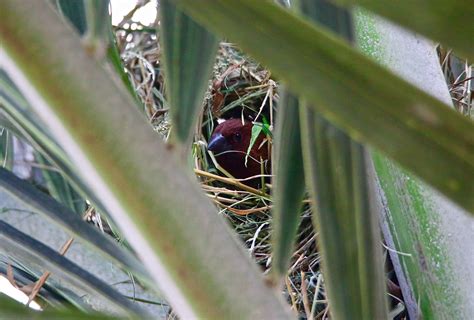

{"left": 116, "top": 17, "right": 326, "bottom": 319}
{"left": 437, "top": 46, "right": 473, "bottom": 118}
{"left": 194, "top": 44, "right": 326, "bottom": 318}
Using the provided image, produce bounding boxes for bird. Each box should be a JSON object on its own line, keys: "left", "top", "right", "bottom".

{"left": 207, "top": 118, "right": 271, "bottom": 186}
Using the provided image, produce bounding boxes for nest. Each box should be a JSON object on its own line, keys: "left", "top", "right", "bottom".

{"left": 194, "top": 44, "right": 325, "bottom": 317}
{"left": 115, "top": 16, "right": 325, "bottom": 319}
{"left": 437, "top": 46, "right": 473, "bottom": 118}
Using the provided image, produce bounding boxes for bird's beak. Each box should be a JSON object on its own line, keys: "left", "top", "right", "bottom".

{"left": 208, "top": 133, "right": 229, "bottom": 153}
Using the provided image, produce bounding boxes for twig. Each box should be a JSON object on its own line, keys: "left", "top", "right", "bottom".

{"left": 310, "top": 273, "right": 322, "bottom": 319}
{"left": 226, "top": 206, "right": 271, "bottom": 216}
{"left": 194, "top": 168, "right": 270, "bottom": 198}
{"left": 301, "top": 271, "right": 312, "bottom": 319}
{"left": 26, "top": 206, "right": 94, "bottom": 305}
{"left": 27, "top": 238, "right": 74, "bottom": 305}
{"left": 285, "top": 276, "right": 298, "bottom": 311}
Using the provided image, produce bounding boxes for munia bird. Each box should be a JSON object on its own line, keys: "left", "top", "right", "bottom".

{"left": 208, "top": 118, "right": 271, "bottom": 186}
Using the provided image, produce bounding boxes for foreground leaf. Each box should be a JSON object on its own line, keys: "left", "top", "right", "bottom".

{"left": 0, "top": 128, "right": 13, "bottom": 170}
{"left": 301, "top": 112, "right": 387, "bottom": 319}
{"left": 298, "top": 1, "right": 387, "bottom": 318}
{"left": 160, "top": 0, "right": 219, "bottom": 146}
{"left": 0, "top": 282, "right": 120, "bottom": 319}
{"left": 56, "top": 0, "right": 87, "bottom": 35}
{"left": 357, "top": 12, "right": 473, "bottom": 318}
{"left": 35, "top": 153, "right": 86, "bottom": 215}
{"left": 0, "top": 167, "right": 151, "bottom": 285}
{"left": 336, "top": 0, "right": 474, "bottom": 61}
{"left": 271, "top": 90, "right": 305, "bottom": 280}
{"left": 0, "top": 75, "right": 109, "bottom": 217}
{"left": 0, "top": 221, "right": 148, "bottom": 317}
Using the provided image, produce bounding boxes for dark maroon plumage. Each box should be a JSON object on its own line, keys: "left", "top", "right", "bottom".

{"left": 208, "top": 119, "right": 270, "bottom": 185}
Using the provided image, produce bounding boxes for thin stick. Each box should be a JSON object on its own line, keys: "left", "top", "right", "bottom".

{"left": 310, "top": 273, "right": 322, "bottom": 319}
{"left": 27, "top": 237, "right": 74, "bottom": 305}
{"left": 285, "top": 276, "right": 298, "bottom": 311}
{"left": 194, "top": 168, "right": 270, "bottom": 198}
{"left": 227, "top": 206, "right": 271, "bottom": 216}
{"left": 26, "top": 206, "right": 94, "bottom": 305}
{"left": 301, "top": 271, "right": 312, "bottom": 319}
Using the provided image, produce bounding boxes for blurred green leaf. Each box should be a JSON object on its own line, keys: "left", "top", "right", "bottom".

{"left": 0, "top": 72, "right": 88, "bottom": 214}
{"left": 35, "top": 153, "right": 86, "bottom": 215}
{"left": 0, "top": 69, "right": 123, "bottom": 228}
{"left": 84, "top": 0, "right": 110, "bottom": 47}
{"left": 297, "top": 1, "right": 387, "bottom": 318}
{"left": 372, "top": 153, "right": 461, "bottom": 318}
{"left": 0, "top": 167, "right": 151, "bottom": 286}
{"left": 0, "top": 221, "right": 148, "bottom": 317}
{"left": 159, "top": 0, "right": 219, "bottom": 146}
{"left": 335, "top": 0, "right": 474, "bottom": 61}
{"left": 0, "top": 293, "right": 119, "bottom": 319}
{"left": 300, "top": 112, "right": 387, "bottom": 319}
{"left": 0, "top": 128, "right": 14, "bottom": 170}
{"left": 356, "top": 10, "right": 470, "bottom": 318}
{"left": 270, "top": 90, "right": 305, "bottom": 280}
{"left": 0, "top": 71, "right": 114, "bottom": 222}
{"left": 57, "top": 0, "right": 140, "bottom": 106}
{"left": 56, "top": 0, "right": 87, "bottom": 35}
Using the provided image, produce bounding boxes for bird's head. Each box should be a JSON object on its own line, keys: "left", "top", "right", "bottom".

{"left": 207, "top": 118, "right": 270, "bottom": 182}
{"left": 208, "top": 118, "right": 253, "bottom": 156}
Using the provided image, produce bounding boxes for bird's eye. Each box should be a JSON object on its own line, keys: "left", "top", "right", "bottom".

{"left": 234, "top": 132, "right": 242, "bottom": 142}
